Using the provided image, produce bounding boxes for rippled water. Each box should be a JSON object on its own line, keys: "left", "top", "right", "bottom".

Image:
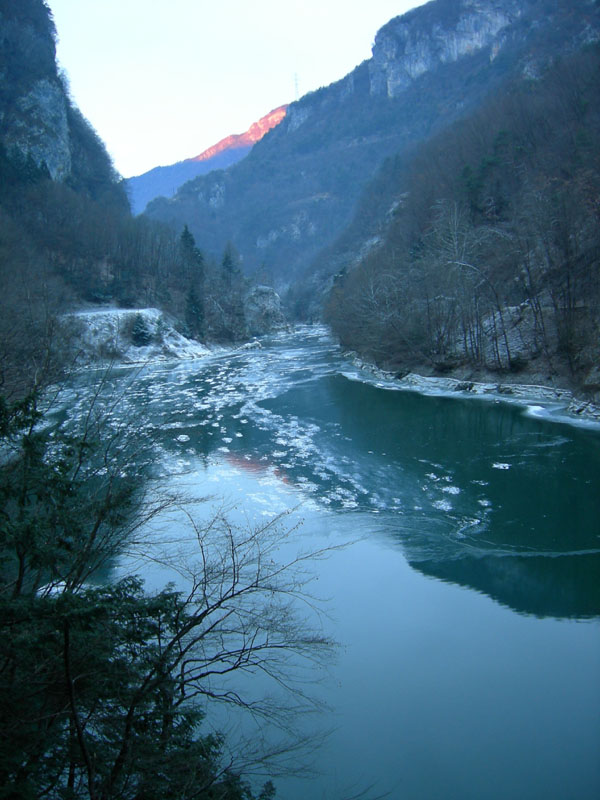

{"left": 61, "top": 326, "right": 600, "bottom": 799}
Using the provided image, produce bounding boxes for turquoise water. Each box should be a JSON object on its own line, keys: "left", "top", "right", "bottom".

{"left": 64, "top": 326, "right": 600, "bottom": 799}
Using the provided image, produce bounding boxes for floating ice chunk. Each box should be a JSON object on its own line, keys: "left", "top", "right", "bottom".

{"left": 442, "top": 486, "right": 460, "bottom": 495}
{"left": 433, "top": 499, "right": 453, "bottom": 511}
{"left": 478, "top": 499, "right": 491, "bottom": 507}
{"left": 526, "top": 405, "right": 546, "bottom": 417}
{"left": 492, "top": 462, "right": 511, "bottom": 470}
{"left": 176, "top": 434, "right": 190, "bottom": 443}
{"left": 342, "top": 499, "right": 359, "bottom": 508}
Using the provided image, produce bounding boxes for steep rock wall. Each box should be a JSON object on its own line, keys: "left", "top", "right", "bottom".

{"left": 369, "top": 0, "right": 523, "bottom": 96}
{"left": 0, "top": 1, "right": 119, "bottom": 193}
{"left": 4, "top": 77, "right": 71, "bottom": 180}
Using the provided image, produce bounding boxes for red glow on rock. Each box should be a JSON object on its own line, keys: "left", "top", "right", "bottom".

{"left": 189, "top": 105, "right": 288, "bottom": 163}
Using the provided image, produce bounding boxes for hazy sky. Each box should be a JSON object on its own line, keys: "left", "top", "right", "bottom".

{"left": 46, "top": 1, "right": 425, "bottom": 178}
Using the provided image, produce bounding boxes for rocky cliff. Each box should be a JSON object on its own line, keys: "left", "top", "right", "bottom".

{"left": 145, "top": 0, "right": 599, "bottom": 296}
{"left": 368, "top": 0, "right": 523, "bottom": 97}
{"left": 0, "top": 0, "right": 120, "bottom": 197}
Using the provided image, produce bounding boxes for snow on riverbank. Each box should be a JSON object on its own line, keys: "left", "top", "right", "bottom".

{"left": 344, "top": 353, "right": 600, "bottom": 426}
{"left": 64, "top": 307, "right": 210, "bottom": 365}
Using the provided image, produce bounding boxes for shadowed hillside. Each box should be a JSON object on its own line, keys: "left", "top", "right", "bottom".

{"left": 145, "top": 0, "right": 600, "bottom": 300}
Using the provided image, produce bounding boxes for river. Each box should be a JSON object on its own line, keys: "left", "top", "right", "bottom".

{"left": 62, "top": 325, "right": 600, "bottom": 800}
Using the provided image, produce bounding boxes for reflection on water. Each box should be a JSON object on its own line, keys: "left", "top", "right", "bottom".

{"left": 255, "top": 371, "right": 600, "bottom": 619}
{"left": 60, "top": 327, "right": 600, "bottom": 799}
{"left": 63, "top": 329, "right": 600, "bottom": 620}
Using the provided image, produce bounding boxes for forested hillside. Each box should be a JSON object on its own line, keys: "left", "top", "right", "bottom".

{"left": 325, "top": 45, "right": 600, "bottom": 396}
{"left": 145, "top": 0, "right": 600, "bottom": 303}
{"left": 0, "top": 0, "right": 258, "bottom": 398}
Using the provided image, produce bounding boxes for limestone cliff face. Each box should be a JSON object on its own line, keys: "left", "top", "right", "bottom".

{"left": 243, "top": 286, "right": 286, "bottom": 336}
{"left": 0, "top": 1, "right": 117, "bottom": 190}
{"left": 369, "top": 0, "right": 523, "bottom": 97}
{"left": 3, "top": 77, "right": 71, "bottom": 180}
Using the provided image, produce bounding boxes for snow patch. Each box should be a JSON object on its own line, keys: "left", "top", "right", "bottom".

{"left": 64, "top": 307, "right": 210, "bottom": 365}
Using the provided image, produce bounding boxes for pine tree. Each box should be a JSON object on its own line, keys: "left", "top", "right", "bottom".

{"left": 185, "top": 283, "right": 204, "bottom": 340}
{"left": 130, "top": 313, "right": 153, "bottom": 346}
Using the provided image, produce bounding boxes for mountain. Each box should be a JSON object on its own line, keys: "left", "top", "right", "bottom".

{"left": 0, "top": 0, "right": 124, "bottom": 202}
{"left": 145, "top": 0, "right": 600, "bottom": 295}
{"left": 0, "top": 0, "right": 279, "bottom": 396}
{"left": 0, "top": 0, "right": 134, "bottom": 393}
{"left": 125, "top": 106, "right": 287, "bottom": 215}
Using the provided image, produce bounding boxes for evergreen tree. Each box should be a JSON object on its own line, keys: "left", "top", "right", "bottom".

{"left": 130, "top": 313, "right": 153, "bottom": 346}
{"left": 179, "top": 226, "right": 205, "bottom": 339}
{"left": 185, "top": 282, "right": 205, "bottom": 340}
{"left": 180, "top": 225, "right": 205, "bottom": 283}
{"left": 220, "top": 241, "right": 239, "bottom": 289}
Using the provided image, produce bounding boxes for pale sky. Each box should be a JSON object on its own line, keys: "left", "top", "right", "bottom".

{"left": 46, "top": 1, "right": 425, "bottom": 178}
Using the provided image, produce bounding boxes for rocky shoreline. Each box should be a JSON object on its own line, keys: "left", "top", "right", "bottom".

{"left": 346, "top": 354, "right": 600, "bottom": 424}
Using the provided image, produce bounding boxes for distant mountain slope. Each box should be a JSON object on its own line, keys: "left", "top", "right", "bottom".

{"left": 145, "top": 0, "right": 600, "bottom": 292}
{"left": 126, "top": 106, "right": 287, "bottom": 215}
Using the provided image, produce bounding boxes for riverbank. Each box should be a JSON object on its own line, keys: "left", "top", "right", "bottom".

{"left": 345, "top": 353, "right": 600, "bottom": 424}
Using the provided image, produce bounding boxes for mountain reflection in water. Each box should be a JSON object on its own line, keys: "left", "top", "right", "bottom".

{"left": 257, "top": 371, "right": 600, "bottom": 619}
{"left": 60, "top": 327, "right": 600, "bottom": 800}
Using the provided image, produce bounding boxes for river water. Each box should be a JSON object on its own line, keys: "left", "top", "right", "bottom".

{"left": 64, "top": 326, "right": 600, "bottom": 800}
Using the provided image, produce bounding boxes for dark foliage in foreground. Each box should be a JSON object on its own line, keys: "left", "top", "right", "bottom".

{"left": 0, "top": 391, "right": 332, "bottom": 798}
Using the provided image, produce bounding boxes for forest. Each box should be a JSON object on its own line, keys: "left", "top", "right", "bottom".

{"left": 0, "top": 136, "right": 254, "bottom": 400}
{"left": 325, "top": 45, "right": 600, "bottom": 396}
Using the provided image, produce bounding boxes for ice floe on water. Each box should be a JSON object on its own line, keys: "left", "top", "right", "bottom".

{"left": 341, "top": 354, "right": 600, "bottom": 429}
{"left": 50, "top": 324, "right": 600, "bottom": 570}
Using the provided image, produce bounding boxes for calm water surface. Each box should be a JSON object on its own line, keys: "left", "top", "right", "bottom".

{"left": 64, "top": 326, "right": 600, "bottom": 800}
